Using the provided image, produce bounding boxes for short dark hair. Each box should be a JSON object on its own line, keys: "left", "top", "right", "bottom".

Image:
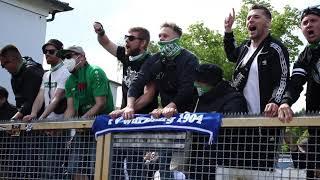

{"left": 160, "top": 22, "right": 183, "bottom": 37}
{"left": 250, "top": 4, "right": 272, "bottom": 20}
{"left": 301, "top": 5, "right": 320, "bottom": 21}
{"left": 129, "top": 27, "right": 150, "bottom": 48}
{"left": 0, "top": 44, "right": 22, "bottom": 61}
{"left": 0, "top": 86, "right": 8, "bottom": 99}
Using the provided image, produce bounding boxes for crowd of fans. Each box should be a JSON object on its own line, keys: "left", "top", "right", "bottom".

{"left": 0, "top": 3, "right": 319, "bottom": 180}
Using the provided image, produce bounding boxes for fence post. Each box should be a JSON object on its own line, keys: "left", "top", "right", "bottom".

{"left": 101, "top": 134, "right": 112, "bottom": 179}
{"left": 94, "top": 135, "right": 105, "bottom": 180}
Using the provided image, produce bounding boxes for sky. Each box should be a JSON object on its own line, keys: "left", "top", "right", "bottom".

{"left": 45, "top": 0, "right": 319, "bottom": 112}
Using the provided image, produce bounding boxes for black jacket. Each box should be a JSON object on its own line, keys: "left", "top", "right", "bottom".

{"left": 0, "top": 102, "right": 17, "bottom": 120}
{"left": 193, "top": 80, "right": 248, "bottom": 113}
{"left": 281, "top": 45, "right": 320, "bottom": 111}
{"left": 224, "top": 32, "right": 290, "bottom": 112}
{"left": 11, "top": 57, "right": 44, "bottom": 116}
{"left": 128, "top": 48, "right": 199, "bottom": 112}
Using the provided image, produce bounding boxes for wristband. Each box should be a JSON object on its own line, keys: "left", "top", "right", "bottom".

{"left": 98, "top": 29, "right": 105, "bottom": 36}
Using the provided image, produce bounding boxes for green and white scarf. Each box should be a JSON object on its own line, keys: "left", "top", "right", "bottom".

{"left": 158, "top": 38, "right": 182, "bottom": 59}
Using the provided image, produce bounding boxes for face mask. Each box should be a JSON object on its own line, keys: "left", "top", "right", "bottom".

{"left": 158, "top": 38, "right": 181, "bottom": 59}
{"left": 64, "top": 56, "right": 80, "bottom": 72}
{"left": 194, "top": 82, "right": 212, "bottom": 96}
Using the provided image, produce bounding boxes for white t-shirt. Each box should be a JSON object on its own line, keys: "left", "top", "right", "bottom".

{"left": 242, "top": 45, "right": 262, "bottom": 114}
{"left": 41, "top": 63, "right": 70, "bottom": 119}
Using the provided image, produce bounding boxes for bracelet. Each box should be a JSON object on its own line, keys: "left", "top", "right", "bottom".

{"left": 98, "top": 29, "right": 105, "bottom": 36}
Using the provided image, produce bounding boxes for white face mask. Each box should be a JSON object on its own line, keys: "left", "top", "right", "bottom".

{"left": 64, "top": 56, "right": 80, "bottom": 72}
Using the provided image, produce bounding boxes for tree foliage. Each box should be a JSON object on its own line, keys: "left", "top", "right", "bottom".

{"left": 180, "top": 23, "right": 235, "bottom": 79}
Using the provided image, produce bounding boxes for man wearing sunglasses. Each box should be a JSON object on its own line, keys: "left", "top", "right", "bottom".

{"left": 127, "top": 22, "right": 199, "bottom": 119}
{"left": 59, "top": 45, "right": 114, "bottom": 180}
{"left": 0, "top": 45, "right": 44, "bottom": 120}
{"left": 278, "top": 5, "right": 320, "bottom": 179}
{"left": 23, "top": 39, "right": 70, "bottom": 122}
{"left": 93, "top": 22, "right": 158, "bottom": 119}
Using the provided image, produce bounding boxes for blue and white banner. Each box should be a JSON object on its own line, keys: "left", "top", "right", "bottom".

{"left": 92, "top": 113, "right": 222, "bottom": 144}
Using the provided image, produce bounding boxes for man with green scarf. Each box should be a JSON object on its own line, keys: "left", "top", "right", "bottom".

{"left": 125, "top": 22, "right": 199, "bottom": 120}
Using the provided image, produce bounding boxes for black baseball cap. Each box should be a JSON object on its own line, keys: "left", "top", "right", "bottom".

{"left": 42, "top": 39, "right": 64, "bottom": 52}
{"left": 195, "top": 64, "right": 223, "bottom": 86}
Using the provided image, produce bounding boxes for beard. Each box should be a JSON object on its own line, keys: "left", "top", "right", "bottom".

{"left": 127, "top": 48, "right": 141, "bottom": 57}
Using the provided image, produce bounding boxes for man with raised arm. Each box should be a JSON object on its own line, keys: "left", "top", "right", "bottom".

{"left": 224, "top": 5, "right": 289, "bottom": 116}
{"left": 93, "top": 23, "right": 158, "bottom": 118}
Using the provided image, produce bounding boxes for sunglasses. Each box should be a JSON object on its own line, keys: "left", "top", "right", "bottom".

{"left": 125, "top": 35, "right": 143, "bottom": 41}
{"left": 64, "top": 53, "right": 79, "bottom": 59}
{"left": 43, "top": 49, "right": 57, "bottom": 55}
{"left": 301, "top": 4, "right": 320, "bottom": 20}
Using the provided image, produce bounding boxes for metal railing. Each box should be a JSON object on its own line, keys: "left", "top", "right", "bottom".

{"left": 0, "top": 116, "right": 320, "bottom": 179}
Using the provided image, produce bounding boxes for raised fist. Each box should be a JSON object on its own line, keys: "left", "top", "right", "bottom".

{"left": 93, "top": 22, "right": 104, "bottom": 35}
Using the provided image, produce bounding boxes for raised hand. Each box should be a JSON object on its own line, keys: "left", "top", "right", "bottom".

{"left": 93, "top": 22, "right": 105, "bottom": 35}
{"left": 224, "top": 8, "right": 235, "bottom": 33}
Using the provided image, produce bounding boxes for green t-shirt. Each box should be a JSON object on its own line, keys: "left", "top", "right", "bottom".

{"left": 65, "top": 64, "right": 114, "bottom": 116}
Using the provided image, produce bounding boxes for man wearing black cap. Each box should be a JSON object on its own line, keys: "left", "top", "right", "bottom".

{"left": 0, "top": 86, "right": 17, "bottom": 120}
{"left": 278, "top": 5, "right": 320, "bottom": 179}
{"left": 189, "top": 64, "right": 247, "bottom": 179}
{"left": 23, "top": 39, "right": 70, "bottom": 121}
{"left": 193, "top": 64, "right": 247, "bottom": 113}
{"left": 0, "top": 45, "right": 44, "bottom": 120}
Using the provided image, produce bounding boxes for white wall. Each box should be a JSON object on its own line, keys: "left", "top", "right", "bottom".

{"left": 0, "top": 1, "right": 47, "bottom": 104}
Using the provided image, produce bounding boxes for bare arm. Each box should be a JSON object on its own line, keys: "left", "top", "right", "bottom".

{"left": 39, "top": 89, "right": 65, "bottom": 120}
{"left": 82, "top": 96, "right": 106, "bottom": 118}
{"left": 110, "top": 83, "right": 156, "bottom": 119}
{"left": 64, "top": 97, "right": 75, "bottom": 119}
{"left": 119, "top": 97, "right": 136, "bottom": 119}
{"left": 133, "top": 81, "right": 156, "bottom": 111}
{"left": 93, "top": 22, "right": 118, "bottom": 56}
{"left": 22, "top": 89, "right": 44, "bottom": 121}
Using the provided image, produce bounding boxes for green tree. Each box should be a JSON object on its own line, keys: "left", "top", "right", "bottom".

{"left": 180, "top": 23, "right": 235, "bottom": 79}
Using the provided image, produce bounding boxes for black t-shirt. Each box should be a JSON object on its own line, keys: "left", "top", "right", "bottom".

{"left": 116, "top": 46, "right": 158, "bottom": 113}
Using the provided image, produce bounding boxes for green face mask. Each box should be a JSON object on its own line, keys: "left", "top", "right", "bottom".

{"left": 158, "top": 38, "right": 182, "bottom": 59}
{"left": 194, "top": 82, "right": 212, "bottom": 96}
